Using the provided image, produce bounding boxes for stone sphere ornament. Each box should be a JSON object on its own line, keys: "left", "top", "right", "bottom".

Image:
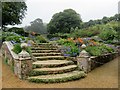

{"left": 21, "top": 43, "right": 28, "bottom": 50}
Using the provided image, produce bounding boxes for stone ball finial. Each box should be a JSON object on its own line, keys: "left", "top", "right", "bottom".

{"left": 18, "top": 43, "right": 30, "bottom": 59}
{"left": 21, "top": 43, "right": 28, "bottom": 50}
{"left": 81, "top": 44, "right": 86, "bottom": 49}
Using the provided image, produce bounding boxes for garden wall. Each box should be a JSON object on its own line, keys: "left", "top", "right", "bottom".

{"left": 90, "top": 52, "right": 118, "bottom": 70}
{"left": 1, "top": 41, "right": 32, "bottom": 79}
{"left": 77, "top": 52, "right": 119, "bottom": 73}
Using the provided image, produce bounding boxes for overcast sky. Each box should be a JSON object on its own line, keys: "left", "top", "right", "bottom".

{"left": 17, "top": 0, "right": 119, "bottom": 27}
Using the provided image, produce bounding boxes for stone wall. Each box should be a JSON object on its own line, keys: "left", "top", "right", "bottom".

{"left": 90, "top": 52, "right": 118, "bottom": 70}
{"left": 77, "top": 44, "right": 119, "bottom": 73}
{"left": 1, "top": 41, "right": 32, "bottom": 79}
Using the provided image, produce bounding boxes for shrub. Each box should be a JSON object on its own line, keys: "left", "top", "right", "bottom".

{"left": 12, "top": 44, "right": 22, "bottom": 54}
{"left": 99, "top": 28, "right": 117, "bottom": 41}
{"left": 26, "top": 47, "right": 32, "bottom": 54}
{"left": 35, "top": 35, "right": 48, "bottom": 43}
{"left": 85, "top": 46, "right": 102, "bottom": 56}
{"left": 12, "top": 43, "right": 31, "bottom": 54}
{"left": 57, "top": 39, "right": 79, "bottom": 57}
{"left": 5, "top": 36, "right": 25, "bottom": 43}
{"left": 57, "top": 38, "right": 66, "bottom": 45}
{"left": 85, "top": 44, "right": 114, "bottom": 56}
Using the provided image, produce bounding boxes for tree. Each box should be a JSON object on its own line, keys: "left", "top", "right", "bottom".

{"left": 47, "top": 9, "right": 82, "bottom": 34}
{"left": 24, "top": 18, "right": 47, "bottom": 34}
{"left": 102, "top": 16, "right": 109, "bottom": 24}
{"left": 2, "top": 2, "right": 27, "bottom": 27}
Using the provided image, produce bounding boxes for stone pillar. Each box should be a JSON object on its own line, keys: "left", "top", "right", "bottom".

{"left": 18, "top": 43, "right": 32, "bottom": 79}
{"left": 77, "top": 44, "right": 91, "bottom": 73}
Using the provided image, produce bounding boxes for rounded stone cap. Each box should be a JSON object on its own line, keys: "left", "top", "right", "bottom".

{"left": 18, "top": 50, "right": 30, "bottom": 59}
{"left": 81, "top": 44, "right": 86, "bottom": 49}
{"left": 79, "top": 50, "right": 90, "bottom": 57}
{"left": 21, "top": 43, "right": 28, "bottom": 50}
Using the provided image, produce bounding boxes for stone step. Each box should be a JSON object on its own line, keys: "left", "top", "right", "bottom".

{"left": 35, "top": 56, "right": 66, "bottom": 60}
{"left": 29, "top": 65, "right": 77, "bottom": 76}
{"left": 28, "top": 71, "right": 86, "bottom": 83}
{"left": 31, "top": 50, "right": 60, "bottom": 53}
{"left": 32, "top": 45, "right": 57, "bottom": 48}
{"left": 32, "top": 53, "right": 62, "bottom": 56}
{"left": 32, "top": 46, "right": 58, "bottom": 49}
{"left": 32, "top": 60, "right": 74, "bottom": 68}
{"left": 33, "top": 43, "right": 53, "bottom": 46}
{"left": 31, "top": 47, "right": 57, "bottom": 50}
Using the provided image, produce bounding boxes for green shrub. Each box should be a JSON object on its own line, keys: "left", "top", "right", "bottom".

{"left": 35, "top": 35, "right": 48, "bottom": 43}
{"left": 57, "top": 39, "right": 79, "bottom": 57}
{"left": 12, "top": 44, "right": 22, "bottom": 54}
{"left": 85, "top": 44, "right": 114, "bottom": 56}
{"left": 12, "top": 44, "right": 31, "bottom": 54}
{"left": 85, "top": 46, "right": 102, "bottom": 56}
{"left": 99, "top": 28, "right": 117, "bottom": 41}
{"left": 5, "top": 36, "right": 25, "bottom": 43}
{"left": 26, "top": 47, "right": 32, "bottom": 54}
{"left": 57, "top": 38, "right": 66, "bottom": 45}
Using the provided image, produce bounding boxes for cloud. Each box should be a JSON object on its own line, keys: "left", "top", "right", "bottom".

{"left": 18, "top": 0, "right": 119, "bottom": 27}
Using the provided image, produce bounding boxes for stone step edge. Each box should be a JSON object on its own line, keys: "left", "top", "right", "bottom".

{"left": 29, "top": 65, "right": 77, "bottom": 76}
{"left": 32, "top": 53, "right": 62, "bottom": 56}
{"left": 35, "top": 56, "right": 66, "bottom": 60}
{"left": 32, "top": 60, "right": 74, "bottom": 68}
{"left": 28, "top": 71, "right": 86, "bottom": 83}
{"left": 31, "top": 50, "right": 60, "bottom": 53}
{"left": 31, "top": 48, "right": 57, "bottom": 50}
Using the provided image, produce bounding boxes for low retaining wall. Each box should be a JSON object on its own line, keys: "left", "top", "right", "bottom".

{"left": 1, "top": 41, "right": 33, "bottom": 79}
{"left": 77, "top": 52, "right": 119, "bottom": 73}
{"left": 90, "top": 52, "right": 118, "bottom": 70}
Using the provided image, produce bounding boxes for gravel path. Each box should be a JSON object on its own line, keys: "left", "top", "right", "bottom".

{"left": 1, "top": 57, "right": 119, "bottom": 88}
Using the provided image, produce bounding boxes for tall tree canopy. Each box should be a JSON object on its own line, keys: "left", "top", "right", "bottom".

{"left": 2, "top": 2, "right": 27, "bottom": 27}
{"left": 82, "top": 14, "right": 120, "bottom": 28}
{"left": 24, "top": 18, "right": 47, "bottom": 34}
{"left": 47, "top": 9, "right": 82, "bottom": 34}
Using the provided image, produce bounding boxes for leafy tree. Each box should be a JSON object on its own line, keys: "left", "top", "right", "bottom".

{"left": 25, "top": 18, "right": 47, "bottom": 34}
{"left": 82, "top": 14, "right": 120, "bottom": 28}
{"left": 102, "top": 17, "right": 109, "bottom": 24}
{"left": 2, "top": 2, "right": 27, "bottom": 27}
{"left": 8, "top": 27, "right": 29, "bottom": 37}
{"left": 47, "top": 9, "right": 82, "bottom": 34}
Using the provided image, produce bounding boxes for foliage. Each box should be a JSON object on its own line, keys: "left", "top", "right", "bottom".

{"left": 82, "top": 14, "right": 119, "bottom": 28}
{"left": 57, "top": 39, "right": 67, "bottom": 45}
{"left": 5, "top": 35, "right": 25, "bottom": 43}
{"left": 2, "top": 2, "right": 27, "bottom": 27}
{"left": 47, "top": 9, "right": 82, "bottom": 34}
{"left": 35, "top": 35, "right": 48, "bottom": 43}
{"left": 98, "top": 26, "right": 117, "bottom": 41}
{"left": 12, "top": 43, "right": 31, "bottom": 54}
{"left": 26, "top": 47, "right": 32, "bottom": 54}
{"left": 24, "top": 18, "right": 47, "bottom": 34}
{"left": 8, "top": 27, "right": 29, "bottom": 37}
{"left": 47, "top": 33, "right": 70, "bottom": 39}
{"left": 72, "top": 25, "right": 102, "bottom": 38}
{"left": 57, "top": 39, "right": 79, "bottom": 57}
{"left": 85, "top": 44, "right": 114, "bottom": 56}
{"left": 12, "top": 44, "right": 22, "bottom": 54}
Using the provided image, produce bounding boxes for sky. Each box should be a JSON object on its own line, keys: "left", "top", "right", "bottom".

{"left": 16, "top": 0, "right": 119, "bottom": 27}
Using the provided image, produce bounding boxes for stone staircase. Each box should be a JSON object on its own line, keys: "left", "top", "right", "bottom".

{"left": 28, "top": 43, "right": 86, "bottom": 83}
